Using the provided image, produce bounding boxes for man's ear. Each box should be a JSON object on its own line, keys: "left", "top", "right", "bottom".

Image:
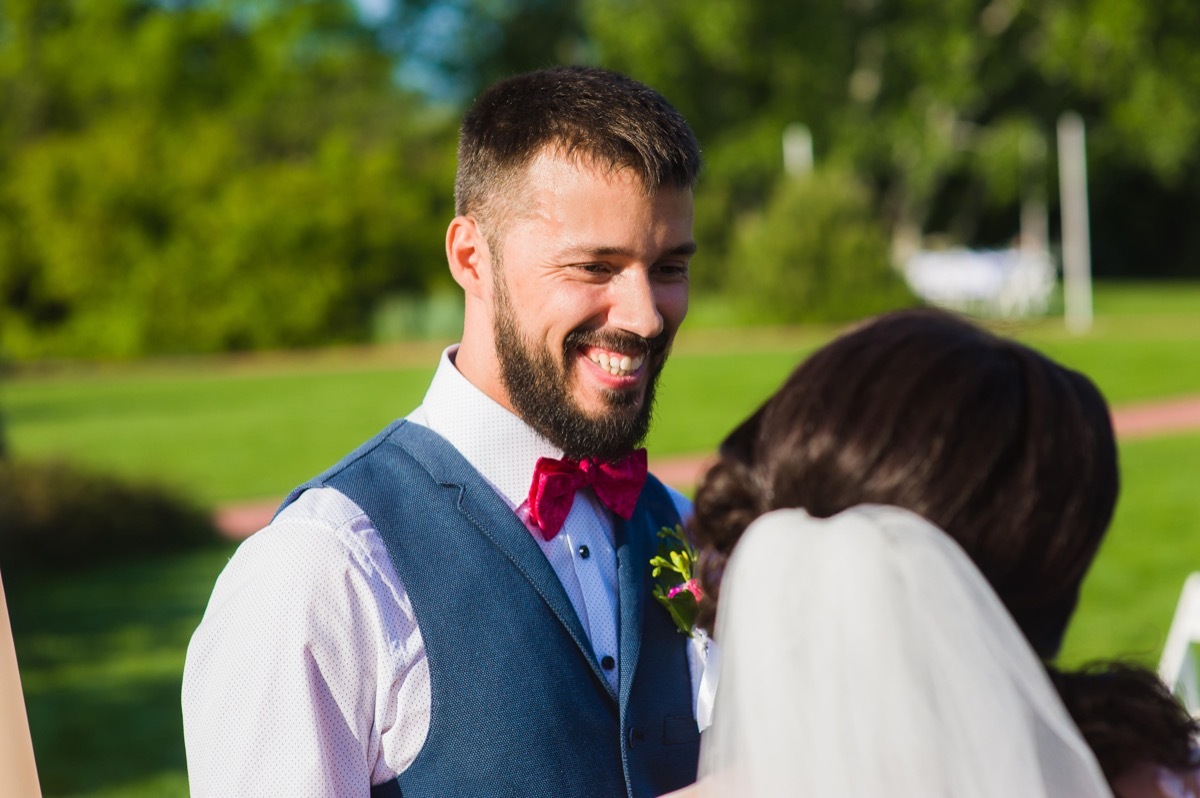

{"left": 446, "top": 215, "right": 492, "bottom": 299}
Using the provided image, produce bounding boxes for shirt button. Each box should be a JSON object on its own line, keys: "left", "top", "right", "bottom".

{"left": 578, "top": 545, "right": 590, "bottom": 559}
{"left": 601, "top": 655, "right": 615, "bottom": 670}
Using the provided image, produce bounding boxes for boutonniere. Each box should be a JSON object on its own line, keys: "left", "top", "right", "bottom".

{"left": 650, "top": 524, "right": 703, "bottom": 637}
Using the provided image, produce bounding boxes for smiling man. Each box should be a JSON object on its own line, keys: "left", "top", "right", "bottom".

{"left": 183, "top": 67, "right": 708, "bottom": 798}
{"left": 454, "top": 149, "right": 694, "bottom": 461}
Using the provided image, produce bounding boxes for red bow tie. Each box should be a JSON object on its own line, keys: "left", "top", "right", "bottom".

{"left": 527, "top": 449, "right": 648, "bottom": 541}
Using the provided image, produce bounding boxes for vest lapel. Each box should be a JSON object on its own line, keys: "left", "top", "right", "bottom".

{"left": 615, "top": 501, "right": 650, "bottom": 710}
{"left": 394, "top": 422, "right": 616, "bottom": 698}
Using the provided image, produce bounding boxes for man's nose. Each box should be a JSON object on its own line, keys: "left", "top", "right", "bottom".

{"left": 607, "top": 271, "right": 665, "bottom": 341}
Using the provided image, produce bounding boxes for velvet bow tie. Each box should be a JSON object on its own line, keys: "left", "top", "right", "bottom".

{"left": 527, "top": 449, "right": 648, "bottom": 541}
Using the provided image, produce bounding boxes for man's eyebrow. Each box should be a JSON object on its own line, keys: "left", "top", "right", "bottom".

{"left": 558, "top": 242, "right": 698, "bottom": 259}
{"left": 664, "top": 242, "right": 699, "bottom": 257}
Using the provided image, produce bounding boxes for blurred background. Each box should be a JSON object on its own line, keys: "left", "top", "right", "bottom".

{"left": 2, "top": 0, "right": 1200, "bottom": 794}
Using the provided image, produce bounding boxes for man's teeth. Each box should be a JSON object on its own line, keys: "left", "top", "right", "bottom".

{"left": 588, "top": 351, "right": 645, "bottom": 376}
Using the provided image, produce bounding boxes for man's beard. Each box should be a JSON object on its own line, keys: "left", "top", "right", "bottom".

{"left": 493, "top": 281, "right": 669, "bottom": 461}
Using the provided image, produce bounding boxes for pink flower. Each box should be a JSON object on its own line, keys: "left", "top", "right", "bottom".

{"left": 667, "top": 578, "right": 703, "bottom": 602}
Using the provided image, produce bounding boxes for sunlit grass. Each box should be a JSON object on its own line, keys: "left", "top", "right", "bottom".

{"left": 6, "top": 544, "right": 236, "bottom": 797}
{"left": 3, "top": 363, "right": 437, "bottom": 503}
{"left": 6, "top": 292, "right": 1200, "bottom": 505}
{"left": 1061, "top": 432, "right": 1200, "bottom": 667}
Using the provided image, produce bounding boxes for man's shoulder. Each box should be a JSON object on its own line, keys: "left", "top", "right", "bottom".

{"left": 196, "top": 487, "right": 395, "bottom": 640}
{"left": 246, "top": 487, "right": 384, "bottom": 576}
{"left": 279, "top": 420, "right": 456, "bottom": 514}
{"left": 274, "top": 484, "right": 373, "bottom": 532}
{"left": 311, "top": 419, "right": 414, "bottom": 482}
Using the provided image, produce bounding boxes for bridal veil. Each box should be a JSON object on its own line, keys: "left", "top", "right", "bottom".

{"left": 697, "top": 504, "right": 1113, "bottom": 798}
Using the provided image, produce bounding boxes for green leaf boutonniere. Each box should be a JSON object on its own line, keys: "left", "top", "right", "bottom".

{"left": 650, "top": 524, "right": 703, "bottom": 637}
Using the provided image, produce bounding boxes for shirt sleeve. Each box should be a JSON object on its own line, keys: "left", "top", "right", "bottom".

{"left": 182, "top": 489, "right": 428, "bottom": 796}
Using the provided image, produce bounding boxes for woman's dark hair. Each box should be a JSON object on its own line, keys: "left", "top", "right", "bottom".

{"left": 691, "top": 308, "right": 1198, "bottom": 785}
{"left": 1050, "top": 662, "right": 1200, "bottom": 782}
{"left": 692, "top": 308, "right": 1118, "bottom": 659}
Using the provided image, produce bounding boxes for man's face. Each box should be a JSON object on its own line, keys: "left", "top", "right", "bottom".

{"left": 489, "top": 152, "right": 694, "bottom": 460}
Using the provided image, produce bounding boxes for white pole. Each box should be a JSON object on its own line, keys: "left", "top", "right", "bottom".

{"left": 783, "top": 123, "right": 813, "bottom": 177}
{"left": 1057, "top": 112, "right": 1093, "bottom": 333}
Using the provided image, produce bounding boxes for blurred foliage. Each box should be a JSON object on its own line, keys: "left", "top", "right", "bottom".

{"left": 4, "top": 0, "right": 1200, "bottom": 359}
{"left": 731, "top": 167, "right": 915, "bottom": 322}
{"left": 0, "top": 458, "right": 219, "bottom": 568}
{"left": 0, "top": 368, "right": 6, "bottom": 459}
{"left": 0, "top": 0, "right": 456, "bottom": 359}
{"left": 582, "top": 0, "right": 1200, "bottom": 279}
{"left": 378, "top": 0, "right": 591, "bottom": 101}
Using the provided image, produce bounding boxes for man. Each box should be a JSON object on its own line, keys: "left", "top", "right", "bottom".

{"left": 182, "top": 66, "right": 710, "bottom": 797}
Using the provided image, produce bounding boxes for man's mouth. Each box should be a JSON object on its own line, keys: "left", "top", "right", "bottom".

{"left": 583, "top": 347, "right": 646, "bottom": 378}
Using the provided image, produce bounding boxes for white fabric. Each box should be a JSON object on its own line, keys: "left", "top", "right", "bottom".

{"left": 1158, "top": 572, "right": 1200, "bottom": 713}
{"left": 182, "top": 346, "right": 710, "bottom": 797}
{"left": 696, "top": 505, "right": 1112, "bottom": 798}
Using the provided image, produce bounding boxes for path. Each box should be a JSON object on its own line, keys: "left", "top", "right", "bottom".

{"left": 213, "top": 393, "right": 1200, "bottom": 540}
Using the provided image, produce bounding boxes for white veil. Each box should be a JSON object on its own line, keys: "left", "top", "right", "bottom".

{"left": 697, "top": 505, "right": 1113, "bottom": 798}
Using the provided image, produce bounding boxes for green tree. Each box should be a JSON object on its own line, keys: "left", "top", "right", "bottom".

{"left": 731, "top": 167, "right": 913, "bottom": 323}
{"left": 0, "top": 0, "right": 456, "bottom": 359}
{"left": 379, "top": 0, "right": 590, "bottom": 102}
{"left": 583, "top": 0, "right": 1200, "bottom": 278}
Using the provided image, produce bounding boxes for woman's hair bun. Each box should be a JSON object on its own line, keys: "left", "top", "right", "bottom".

{"left": 690, "top": 458, "right": 763, "bottom": 634}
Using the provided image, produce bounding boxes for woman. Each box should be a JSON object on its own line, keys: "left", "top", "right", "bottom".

{"left": 670, "top": 309, "right": 1197, "bottom": 797}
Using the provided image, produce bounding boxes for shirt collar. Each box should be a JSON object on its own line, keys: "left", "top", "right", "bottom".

{"left": 416, "top": 345, "right": 563, "bottom": 509}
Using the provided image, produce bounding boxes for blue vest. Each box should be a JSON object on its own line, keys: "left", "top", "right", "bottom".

{"left": 280, "top": 420, "right": 700, "bottom": 798}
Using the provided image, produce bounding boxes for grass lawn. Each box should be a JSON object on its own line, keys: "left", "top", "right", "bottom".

{"left": 3, "top": 279, "right": 1200, "bottom": 795}
{"left": 0, "top": 329, "right": 836, "bottom": 504}
{"left": 6, "top": 544, "right": 236, "bottom": 797}
{"left": 1061, "top": 431, "right": 1200, "bottom": 667}
{"left": 0, "top": 344, "right": 444, "bottom": 505}
{"left": 4, "top": 296, "right": 1200, "bottom": 505}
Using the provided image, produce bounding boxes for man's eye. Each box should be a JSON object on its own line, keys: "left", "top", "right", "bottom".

{"left": 655, "top": 263, "right": 690, "bottom": 279}
{"left": 579, "top": 263, "right": 611, "bottom": 274}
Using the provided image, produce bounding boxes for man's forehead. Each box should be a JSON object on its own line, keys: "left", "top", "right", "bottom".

{"left": 479, "top": 146, "right": 692, "bottom": 247}
{"left": 525, "top": 147, "right": 650, "bottom": 191}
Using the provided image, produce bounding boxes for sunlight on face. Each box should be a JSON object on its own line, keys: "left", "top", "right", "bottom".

{"left": 491, "top": 152, "right": 694, "bottom": 458}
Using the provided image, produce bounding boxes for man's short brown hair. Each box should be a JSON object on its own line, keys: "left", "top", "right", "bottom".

{"left": 454, "top": 66, "right": 701, "bottom": 236}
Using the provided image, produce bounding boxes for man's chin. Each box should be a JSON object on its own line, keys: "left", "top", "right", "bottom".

{"left": 575, "top": 387, "right": 644, "bottom": 417}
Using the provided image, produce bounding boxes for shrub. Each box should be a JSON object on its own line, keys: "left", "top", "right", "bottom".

{"left": 0, "top": 369, "right": 7, "bottom": 460}
{"left": 0, "top": 460, "right": 219, "bottom": 569}
{"left": 729, "top": 166, "right": 917, "bottom": 323}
